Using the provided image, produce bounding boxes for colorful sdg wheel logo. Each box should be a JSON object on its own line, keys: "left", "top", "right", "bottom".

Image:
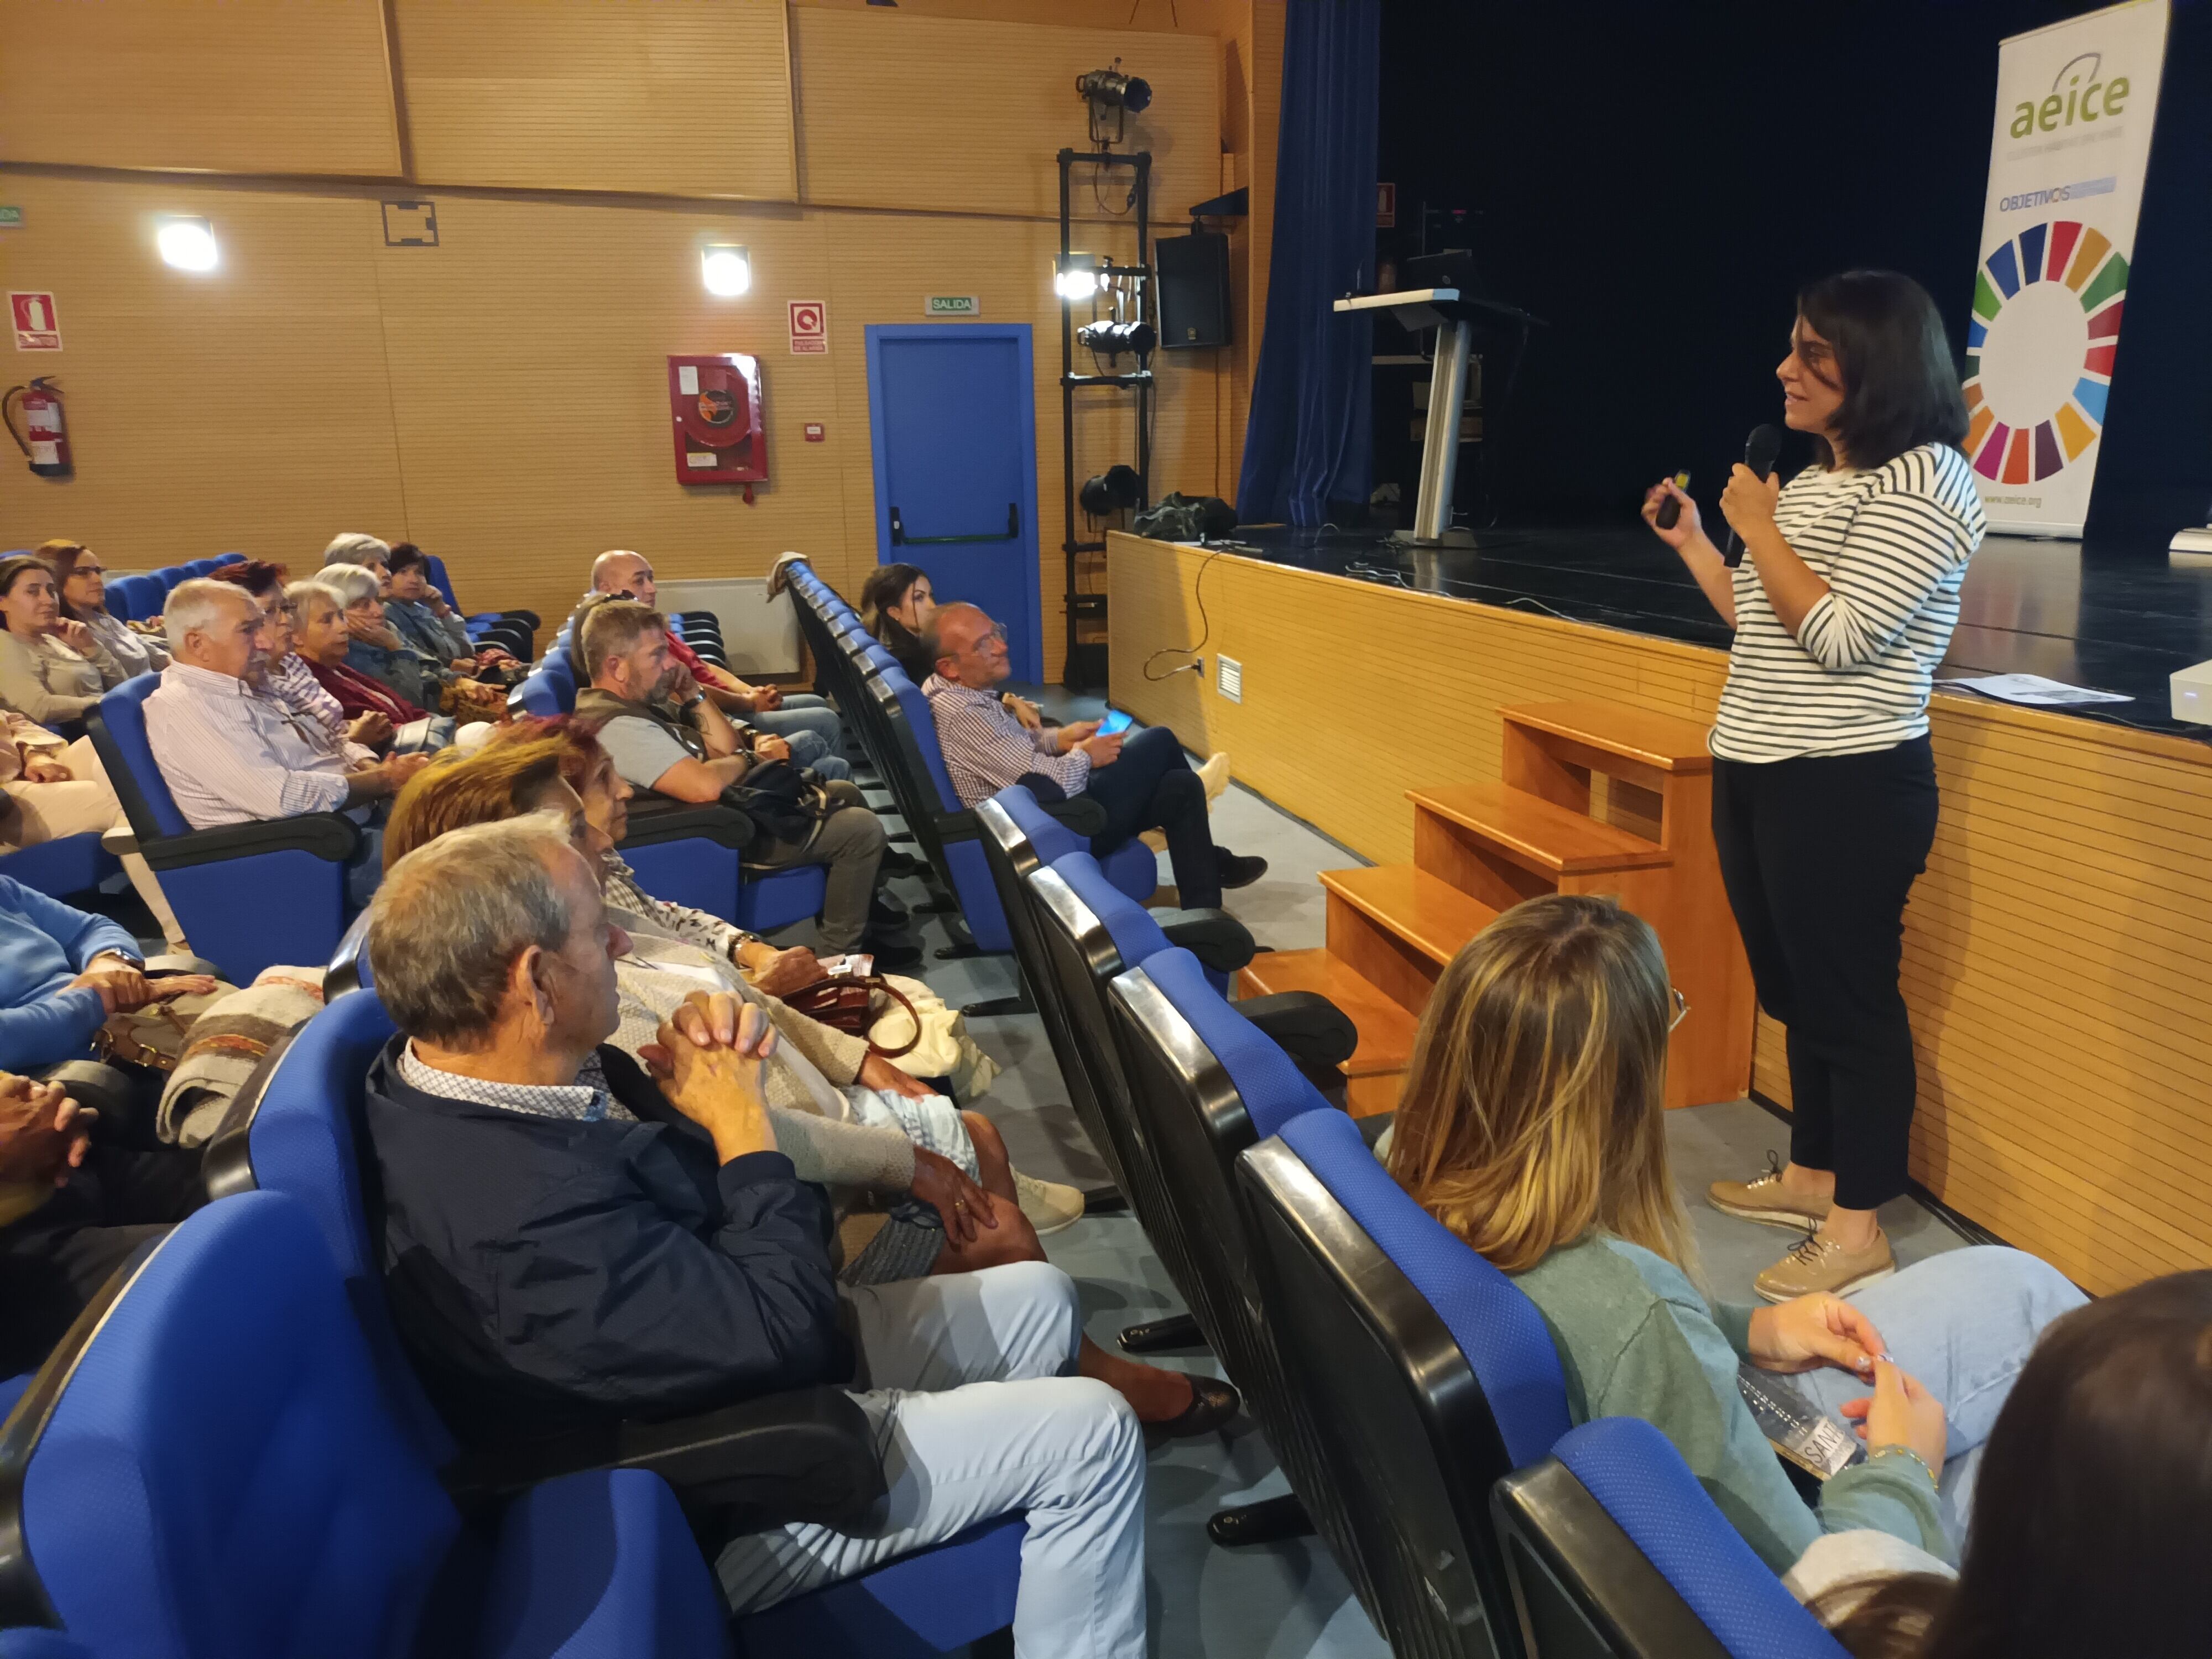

{"left": 1963, "top": 220, "right": 2125, "bottom": 484}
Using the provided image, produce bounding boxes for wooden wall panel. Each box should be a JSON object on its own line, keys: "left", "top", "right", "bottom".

{"left": 0, "top": 175, "right": 408, "bottom": 568}
{"left": 394, "top": 0, "right": 796, "bottom": 199}
{"left": 0, "top": 0, "right": 401, "bottom": 176}
{"left": 1111, "top": 534, "right": 2212, "bottom": 1297}
{"left": 370, "top": 196, "right": 841, "bottom": 629}
{"left": 792, "top": 9, "right": 1219, "bottom": 223}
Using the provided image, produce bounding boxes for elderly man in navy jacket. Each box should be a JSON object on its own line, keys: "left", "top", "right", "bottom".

{"left": 361, "top": 817, "right": 1147, "bottom": 1656}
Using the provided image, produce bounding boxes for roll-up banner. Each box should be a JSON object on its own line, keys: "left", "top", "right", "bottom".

{"left": 1963, "top": 0, "right": 2168, "bottom": 538}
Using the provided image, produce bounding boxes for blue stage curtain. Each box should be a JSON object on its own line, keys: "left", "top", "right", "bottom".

{"left": 1234, "top": 0, "right": 1380, "bottom": 528}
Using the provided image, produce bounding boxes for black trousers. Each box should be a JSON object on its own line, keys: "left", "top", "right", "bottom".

{"left": 0, "top": 1142, "right": 205, "bottom": 1378}
{"left": 1711, "top": 737, "right": 1938, "bottom": 1212}
{"left": 1023, "top": 726, "right": 1220, "bottom": 909}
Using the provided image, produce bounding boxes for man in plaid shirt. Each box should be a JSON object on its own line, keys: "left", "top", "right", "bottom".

{"left": 921, "top": 603, "right": 1264, "bottom": 909}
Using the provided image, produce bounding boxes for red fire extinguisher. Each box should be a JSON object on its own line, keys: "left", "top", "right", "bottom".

{"left": 2, "top": 378, "right": 72, "bottom": 478}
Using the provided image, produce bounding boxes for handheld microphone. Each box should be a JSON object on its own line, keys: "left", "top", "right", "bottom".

{"left": 1723, "top": 424, "right": 1785, "bottom": 567}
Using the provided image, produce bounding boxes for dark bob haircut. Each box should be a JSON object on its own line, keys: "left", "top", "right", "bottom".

{"left": 1796, "top": 270, "right": 1969, "bottom": 471}
{"left": 387, "top": 540, "right": 430, "bottom": 576}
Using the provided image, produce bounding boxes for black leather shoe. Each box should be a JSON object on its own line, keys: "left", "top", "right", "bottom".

{"left": 1214, "top": 849, "right": 1269, "bottom": 890}
{"left": 1144, "top": 1374, "right": 1241, "bottom": 1445}
{"left": 864, "top": 936, "right": 924, "bottom": 971}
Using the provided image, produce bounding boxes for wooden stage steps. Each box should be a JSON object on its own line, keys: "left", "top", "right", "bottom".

{"left": 1239, "top": 700, "right": 1754, "bottom": 1115}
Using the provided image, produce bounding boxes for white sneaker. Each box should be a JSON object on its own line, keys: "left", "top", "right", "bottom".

{"left": 1013, "top": 1169, "right": 1086, "bottom": 1235}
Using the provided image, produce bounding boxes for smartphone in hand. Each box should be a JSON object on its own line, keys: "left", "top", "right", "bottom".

{"left": 1097, "top": 708, "right": 1134, "bottom": 737}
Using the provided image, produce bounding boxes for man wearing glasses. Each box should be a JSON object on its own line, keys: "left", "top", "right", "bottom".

{"left": 922, "top": 603, "right": 1265, "bottom": 910}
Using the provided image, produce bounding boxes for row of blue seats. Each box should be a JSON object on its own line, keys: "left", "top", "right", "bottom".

{"left": 779, "top": 561, "right": 1157, "bottom": 960}
{"left": 972, "top": 784, "right": 1846, "bottom": 1659}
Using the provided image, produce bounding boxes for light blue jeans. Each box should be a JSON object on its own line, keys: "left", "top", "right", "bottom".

{"left": 752, "top": 694, "right": 843, "bottom": 755}
{"left": 715, "top": 1262, "right": 1147, "bottom": 1659}
{"left": 1785, "top": 1245, "right": 2085, "bottom": 1548}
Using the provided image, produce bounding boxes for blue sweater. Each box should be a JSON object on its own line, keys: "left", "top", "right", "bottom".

{"left": 0, "top": 877, "right": 141, "bottom": 1071}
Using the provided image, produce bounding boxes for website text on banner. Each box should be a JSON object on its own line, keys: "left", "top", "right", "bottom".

{"left": 1964, "top": 0, "right": 2168, "bottom": 538}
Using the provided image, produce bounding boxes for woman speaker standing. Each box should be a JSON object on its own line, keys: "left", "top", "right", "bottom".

{"left": 1642, "top": 270, "right": 1985, "bottom": 1302}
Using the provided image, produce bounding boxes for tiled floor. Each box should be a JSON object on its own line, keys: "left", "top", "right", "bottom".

{"left": 801, "top": 740, "right": 1970, "bottom": 1658}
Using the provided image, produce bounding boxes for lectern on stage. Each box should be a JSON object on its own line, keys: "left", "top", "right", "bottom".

{"left": 1335, "top": 286, "right": 1535, "bottom": 547}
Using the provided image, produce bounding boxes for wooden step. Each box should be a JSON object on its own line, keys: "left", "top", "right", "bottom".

{"left": 1237, "top": 947, "right": 1417, "bottom": 1120}
{"left": 1320, "top": 865, "right": 1500, "bottom": 967}
{"left": 1501, "top": 700, "right": 1713, "bottom": 774}
{"left": 1409, "top": 780, "right": 1670, "bottom": 878}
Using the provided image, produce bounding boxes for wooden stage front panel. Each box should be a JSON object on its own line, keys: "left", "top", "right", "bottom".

{"left": 1107, "top": 530, "right": 2212, "bottom": 1297}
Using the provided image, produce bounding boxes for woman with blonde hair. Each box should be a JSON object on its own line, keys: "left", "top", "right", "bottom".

{"left": 1386, "top": 894, "right": 2079, "bottom": 1575}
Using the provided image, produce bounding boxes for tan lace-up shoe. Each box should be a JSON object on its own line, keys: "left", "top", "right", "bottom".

{"left": 1013, "top": 1169, "right": 1086, "bottom": 1236}
{"left": 1752, "top": 1229, "right": 1896, "bottom": 1303}
{"left": 1707, "top": 1151, "right": 1833, "bottom": 1231}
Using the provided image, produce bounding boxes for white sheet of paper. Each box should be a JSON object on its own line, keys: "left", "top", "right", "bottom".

{"left": 1938, "top": 673, "right": 2132, "bottom": 706}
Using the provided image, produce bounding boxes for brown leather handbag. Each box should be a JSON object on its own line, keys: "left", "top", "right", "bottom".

{"left": 781, "top": 975, "right": 921, "bottom": 1058}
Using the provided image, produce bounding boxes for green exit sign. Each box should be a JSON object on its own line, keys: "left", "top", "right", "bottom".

{"left": 925, "top": 294, "right": 979, "bottom": 316}
{"left": 0, "top": 206, "right": 21, "bottom": 229}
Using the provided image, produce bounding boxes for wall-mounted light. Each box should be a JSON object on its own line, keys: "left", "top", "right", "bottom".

{"left": 700, "top": 243, "right": 752, "bottom": 298}
{"left": 155, "top": 216, "right": 219, "bottom": 273}
{"left": 1055, "top": 251, "right": 1105, "bottom": 301}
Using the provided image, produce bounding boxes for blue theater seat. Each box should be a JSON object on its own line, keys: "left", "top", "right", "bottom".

{"left": 995, "top": 782, "right": 1161, "bottom": 907}
{"left": 88, "top": 676, "right": 362, "bottom": 983}
{"left": 0, "top": 835, "right": 118, "bottom": 902}
{"left": 103, "top": 573, "right": 160, "bottom": 624}
{"left": 1238, "top": 1105, "right": 1574, "bottom": 1656}
{"left": 0, "top": 1191, "right": 731, "bottom": 1659}
{"left": 201, "top": 990, "right": 1030, "bottom": 1657}
{"left": 1491, "top": 1416, "right": 1849, "bottom": 1659}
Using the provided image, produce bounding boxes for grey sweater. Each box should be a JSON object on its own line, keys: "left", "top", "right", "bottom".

{"left": 1512, "top": 1233, "right": 1949, "bottom": 1574}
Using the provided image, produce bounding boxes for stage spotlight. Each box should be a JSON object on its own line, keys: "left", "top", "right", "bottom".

{"left": 700, "top": 243, "right": 752, "bottom": 298}
{"left": 1055, "top": 251, "right": 1105, "bottom": 301}
{"left": 155, "top": 216, "right": 219, "bottom": 273}
{"left": 1077, "top": 59, "right": 1152, "bottom": 147}
{"left": 1077, "top": 319, "right": 1156, "bottom": 358}
{"left": 1079, "top": 464, "right": 1141, "bottom": 517}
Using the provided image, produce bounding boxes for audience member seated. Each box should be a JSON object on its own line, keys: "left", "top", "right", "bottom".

{"left": 924, "top": 603, "right": 1264, "bottom": 909}
{"left": 0, "top": 706, "right": 186, "bottom": 948}
{"left": 208, "top": 561, "right": 390, "bottom": 755}
{"left": 288, "top": 579, "right": 450, "bottom": 753}
{"left": 321, "top": 560, "right": 507, "bottom": 723}
{"left": 143, "top": 580, "right": 428, "bottom": 906}
{"left": 43, "top": 540, "right": 169, "bottom": 677}
{"left": 1383, "top": 892, "right": 2084, "bottom": 1573}
{"left": 586, "top": 549, "right": 846, "bottom": 763}
{"left": 575, "top": 599, "right": 900, "bottom": 962}
{"left": 495, "top": 714, "right": 827, "bottom": 999}
{"left": 1807, "top": 1269, "right": 2212, "bottom": 1659}
{"left": 387, "top": 541, "right": 519, "bottom": 684}
{"left": 0, "top": 873, "right": 213, "bottom": 1074}
{"left": 863, "top": 564, "right": 1047, "bottom": 732}
{"left": 0, "top": 1066, "right": 205, "bottom": 1377}
{"left": 361, "top": 818, "right": 1150, "bottom": 1652}
{"left": 0, "top": 554, "right": 130, "bottom": 731}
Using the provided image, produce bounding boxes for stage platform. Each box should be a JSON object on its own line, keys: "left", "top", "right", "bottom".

{"left": 1105, "top": 526, "right": 2212, "bottom": 1299}
{"left": 1166, "top": 522, "right": 2212, "bottom": 741}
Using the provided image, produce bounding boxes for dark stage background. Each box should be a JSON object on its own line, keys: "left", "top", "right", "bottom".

{"left": 1374, "top": 0, "right": 2212, "bottom": 541}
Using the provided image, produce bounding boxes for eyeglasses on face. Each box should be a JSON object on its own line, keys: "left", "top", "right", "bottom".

{"left": 962, "top": 624, "right": 1008, "bottom": 653}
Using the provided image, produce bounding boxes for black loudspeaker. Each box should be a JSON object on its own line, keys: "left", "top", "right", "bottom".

{"left": 1156, "top": 231, "right": 1231, "bottom": 349}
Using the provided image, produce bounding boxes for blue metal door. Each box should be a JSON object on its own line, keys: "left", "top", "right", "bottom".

{"left": 864, "top": 325, "right": 1042, "bottom": 682}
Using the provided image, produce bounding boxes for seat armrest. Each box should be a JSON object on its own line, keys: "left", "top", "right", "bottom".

{"left": 137, "top": 813, "right": 362, "bottom": 872}
{"left": 1239, "top": 990, "right": 1359, "bottom": 1070}
{"left": 442, "top": 1386, "right": 887, "bottom": 1533}
{"left": 623, "top": 794, "right": 755, "bottom": 852}
{"left": 143, "top": 953, "right": 225, "bottom": 979}
{"left": 1154, "top": 907, "right": 1256, "bottom": 972}
{"left": 931, "top": 807, "right": 981, "bottom": 842}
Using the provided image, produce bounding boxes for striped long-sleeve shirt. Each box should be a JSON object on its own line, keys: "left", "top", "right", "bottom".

{"left": 1711, "top": 442, "right": 1986, "bottom": 763}
{"left": 143, "top": 661, "right": 362, "bottom": 828}
{"left": 924, "top": 674, "right": 1089, "bottom": 806}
